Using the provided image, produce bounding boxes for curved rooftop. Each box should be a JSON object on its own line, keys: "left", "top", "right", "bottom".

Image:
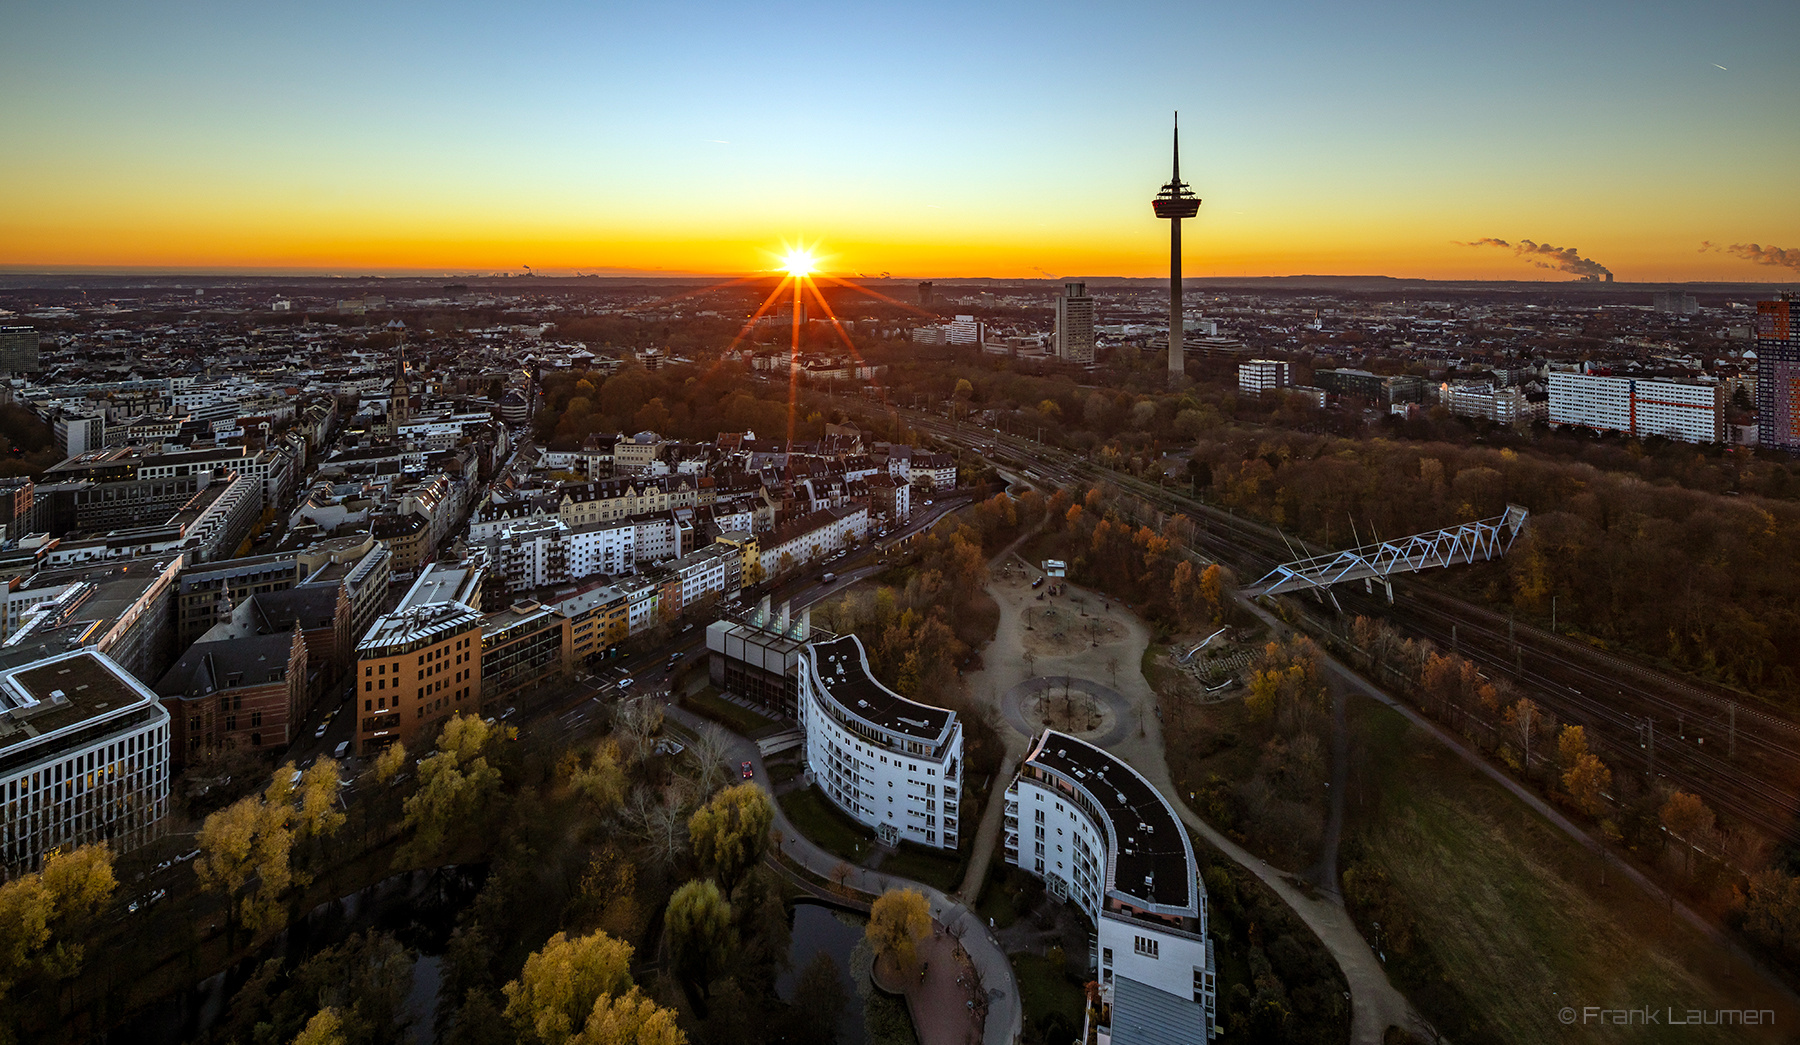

{"left": 807, "top": 634, "right": 953, "bottom": 744}
{"left": 1022, "top": 729, "right": 1196, "bottom": 915}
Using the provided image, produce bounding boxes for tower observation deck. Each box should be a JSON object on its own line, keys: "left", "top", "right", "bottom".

{"left": 1154, "top": 113, "right": 1201, "bottom": 386}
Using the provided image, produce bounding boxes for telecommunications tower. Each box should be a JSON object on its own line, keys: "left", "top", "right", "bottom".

{"left": 1152, "top": 112, "right": 1201, "bottom": 385}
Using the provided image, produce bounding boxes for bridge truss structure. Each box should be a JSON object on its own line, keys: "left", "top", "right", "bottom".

{"left": 1250, "top": 504, "right": 1529, "bottom": 602}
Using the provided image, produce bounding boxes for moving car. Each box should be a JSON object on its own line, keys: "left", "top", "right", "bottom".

{"left": 740, "top": 760, "right": 754, "bottom": 780}
{"left": 821, "top": 572, "right": 836, "bottom": 583}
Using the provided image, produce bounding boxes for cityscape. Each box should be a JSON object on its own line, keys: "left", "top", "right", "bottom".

{"left": 2, "top": 3, "right": 1800, "bottom": 1045}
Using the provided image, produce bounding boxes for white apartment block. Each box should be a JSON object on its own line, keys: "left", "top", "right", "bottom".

{"left": 1439, "top": 383, "right": 1540, "bottom": 426}
{"left": 1237, "top": 358, "right": 1291, "bottom": 395}
{"left": 946, "top": 315, "right": 985, "bottom": 346}
{"left": 495, "top": 518, "right": 569, "bottom": 592}
{"left": 759, "top": 505, "right": 869, "bottom": 578}
{"left": 1547, "top": 371, "right": 1723, "bottom": 444}
{"left": 633, "top": 512, "right": 682, "bottom": 563}
{"left": 0, "top": 651, "right": 171, "bottom": 874}
{"left": 670, "top": 542, "right": 740, "bottom": 608}
{"left": 622, "top": 577, "right": 662, "bottom": 635}
{"left": 1005, "top": 730, "right": 1217, "bottom": 1042}
{"left": 566, "top": 519, "right": 636, "bottom": 578}
{"left": 798, "top": 635, "right": 962, "bottom": 849}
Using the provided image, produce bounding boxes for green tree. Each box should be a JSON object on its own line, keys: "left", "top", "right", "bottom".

{"left": 687, "top": 783, "right": 773, "bottom": 890}
{"left": 789, "top": 952, "right": 847, "bottom": 1044}
{"left": 297, "top": 757, "right": 347, "bottom": 841}
{"left": 865, "top": 888, "right": 930, "bottom": 975}
{"left": 666, "top": 879, "right": 734, "bottom": 994}
{"left": 570, "top": 742, "right": 627, "bottom": 813}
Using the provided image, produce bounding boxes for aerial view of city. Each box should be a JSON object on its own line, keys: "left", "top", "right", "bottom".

{"left": 0, "top": 2, "right": 1797, "bottom": 1045}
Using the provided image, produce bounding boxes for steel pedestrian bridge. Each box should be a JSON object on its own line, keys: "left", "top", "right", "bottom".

{"left": 1250, "top": 504, "right": 1529, "bottom": 600}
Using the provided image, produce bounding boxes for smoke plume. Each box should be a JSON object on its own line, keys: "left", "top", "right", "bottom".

{"left": 1459, "top": 237, "right": 1612, "bottom": 279}
{"left": 1727, "top": 243, "right": 1800, "bottom": 271}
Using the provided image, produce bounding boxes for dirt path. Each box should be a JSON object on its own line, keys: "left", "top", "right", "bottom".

{"left": 964, "top": 568, "right": 1424, "bottom": 1044}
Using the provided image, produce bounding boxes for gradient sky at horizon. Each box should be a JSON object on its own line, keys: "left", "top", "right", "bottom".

{"left": 2, "top": 0, "right": 1796, "bottom": 281}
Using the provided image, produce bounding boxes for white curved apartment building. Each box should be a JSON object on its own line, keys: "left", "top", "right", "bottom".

{"left": 797, "top": 635, "right": 962, "bottom": 850}
{"left": 1005, "top": 730, "right": 1217, "bottom": 1042}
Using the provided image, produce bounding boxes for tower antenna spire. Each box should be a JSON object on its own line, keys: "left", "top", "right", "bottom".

{"left": 1152, "top": 112, "right": 1201, "bottom": 387}
{"left": 1172, "top": 111, "right": 1180, "bottom": 182}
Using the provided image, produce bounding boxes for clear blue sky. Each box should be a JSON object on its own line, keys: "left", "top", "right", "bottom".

{"left": 3, "top": 0, "right": 1795, "bottom": 278}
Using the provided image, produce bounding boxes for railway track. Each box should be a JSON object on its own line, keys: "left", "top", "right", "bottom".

{"left": 885, "top": 407, "right": 1800, "bottom": 842}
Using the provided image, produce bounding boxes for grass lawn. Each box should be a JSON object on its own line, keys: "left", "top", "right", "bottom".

{"left": 682, "top": 688, "right": 781, "bottom": 738}
{"left": 877, "top": 842, "right": 966, "bottom": 894}
{"left": 977, "top": 864, "right": 1043, "bottom": 931}
{"left": 1349, "top": 694, "right": 1798, "bottom": 1044}
{"left": 1010, "top": 951, "right": 1086, "bottom": 1045}
{"left": 779, "top": 786, "right": 877, "bottom": 863}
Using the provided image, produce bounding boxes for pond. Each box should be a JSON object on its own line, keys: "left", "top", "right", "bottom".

{"left": 120, "top": 864, "right": 485, "bottom": 1045}
{"left": 778, "top": 899, "right": 919, "bottom": 1045}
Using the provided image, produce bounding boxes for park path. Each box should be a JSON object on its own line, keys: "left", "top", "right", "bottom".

{"left": 664, "top": 702, "right": 1023, "bottom": 1045}
{"left": 967, "top": 565, "right": 1424, "bottom": 1045}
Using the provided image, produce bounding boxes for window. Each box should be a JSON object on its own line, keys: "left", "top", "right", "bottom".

{"left": 1134, "top": 936, "right": 1159, "bottom": 959}
{"left": 1102, "top": 948, "right": 1113, "bottom": 968}
{"left": 250, "top": 711, "right": 262, "bottom": 727}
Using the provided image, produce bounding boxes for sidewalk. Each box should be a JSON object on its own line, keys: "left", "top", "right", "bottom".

{"left": 665, "top": 702, "right": 1024, "bottom": 1045}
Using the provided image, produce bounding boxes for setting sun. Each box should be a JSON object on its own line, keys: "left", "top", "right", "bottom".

{"left": 781, "top": 248, "right": 817, "bottom": 277}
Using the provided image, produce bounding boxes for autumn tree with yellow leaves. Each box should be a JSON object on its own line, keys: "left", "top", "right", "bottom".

{"left": 866, "top": 887, "right": 931, "bottom": 976}
{"left": 0, "top": 843, "right": 116, "bottom": 1038}
{"left": 503, "top": 929, "right": 683, "bottom": 1045}
{"left": 687, "top": 783, "right": 772, "bottom": 892}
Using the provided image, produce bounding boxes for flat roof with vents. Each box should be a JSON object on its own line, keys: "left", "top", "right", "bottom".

{"left": 1024, "top": 729, "right": 1194, "bottom": 913}
{"left": 0, "top": 650, "right": 164, "bottom": 756}
{"left": 807, "top": 635, "right": 952, "bottom": 741}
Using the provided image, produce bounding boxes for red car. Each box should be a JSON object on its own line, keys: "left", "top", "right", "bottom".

{"left": 741, "top": 761, "right": 754, "bottom": 780}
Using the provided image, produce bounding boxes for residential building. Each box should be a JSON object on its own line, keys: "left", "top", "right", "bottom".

{"left": 1006, "top": 730, "right": 1217, "bottom": 1042}
{"left": 1547, "top": 371, "right": 1724, "bottom": 443}
{"left": 946, "top": 315, "right": 985, "bottom": 347}
{"left": 552, "top": 582, "right": 629, "bottom": 663}
{"left": 295, "top": 535, "right": 392, "bottom": 647}
{"left": 759, "top": 505, "right": 868, "bottom": 579}
{"left": 713, "top": 530, "right": 763, "bottom": 587}
{"left": 354, "top": 601, "right": 484, "bottom": 755}
{"left": 1237, "top": 359, "right": 1291, "bottom": 396}
{"left": 797, "top": 634, "right": 963, "bottom": 850}
{"left": 1055, "top": 283, "right": 1097, "bottom": 365}
{"left": 1756, "top": 294, "right": 1799, "bottom": 453}
{"left": 373, "top": 511, "right": 433, "bottom": 578}
{"left": 0, "top": 651, "right": 170, "bottom": 874}
{"left": 54, "top": 414, "right": 105, "bottom": 458}
{"left": 480, "top": 602, "right": 571, "bottom": 710}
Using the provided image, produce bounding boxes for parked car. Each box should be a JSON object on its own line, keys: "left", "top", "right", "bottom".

{"left": 314, "top": 723, "right": 328, "bottom": 739}
{"left": 333, "top": 741, "right": 349, "bottom": 759}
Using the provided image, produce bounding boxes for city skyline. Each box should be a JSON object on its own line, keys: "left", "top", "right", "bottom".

{"left": 2, "top": 0, "right": 1797, "bottom": 281}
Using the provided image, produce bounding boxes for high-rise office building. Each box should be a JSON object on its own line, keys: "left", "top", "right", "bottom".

{"left": 0, "top": 327, "right": 41, "bottom": 373}
{"left": 1054, "top": 283, "right": 1096, "bottom": 365}
{"left": 1756, "top": 293, "right": 1799, "bottom": 452}
{"left": 917, "top": 282, "right": 934, "bottom": 306}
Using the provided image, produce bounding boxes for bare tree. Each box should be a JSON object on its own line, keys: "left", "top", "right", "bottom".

{"left": 830, "top": 860, "right": 856, "bottom": 896}
{"left": 688, "top": 723, "right": 733, "bottom": 795}
{"left": 626, "top": 784, "right": 689, "bottom": 867}
{"left": 615, "top": 693, "right": 663, "bottom": 764}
